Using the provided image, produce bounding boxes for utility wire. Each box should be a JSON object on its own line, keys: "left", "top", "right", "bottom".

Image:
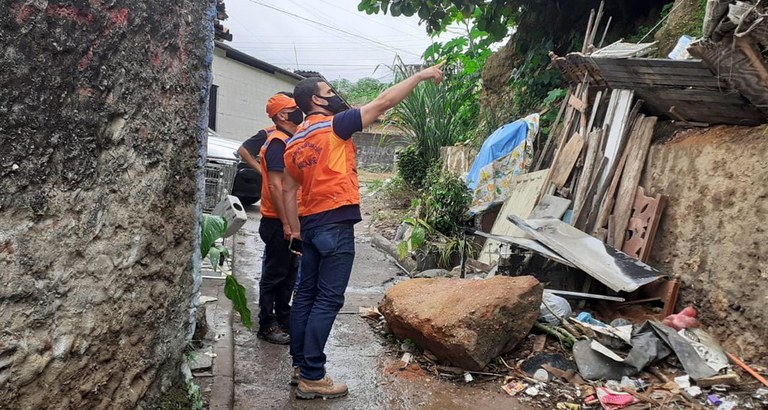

{"left": 246, "top": 0, "right": 421, "bottom": 57}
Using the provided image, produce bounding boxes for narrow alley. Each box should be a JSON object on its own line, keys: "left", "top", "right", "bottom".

{"left": 221, "top": 205, "right": 521, "bottom": 409}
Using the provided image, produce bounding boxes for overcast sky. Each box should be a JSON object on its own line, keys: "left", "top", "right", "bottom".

{"left": 224, "top": 0, "right": 463, "bottom": 82}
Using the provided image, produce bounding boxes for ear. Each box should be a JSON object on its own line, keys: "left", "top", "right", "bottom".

{"left": 311, "top": 94, "right": 326, "bottom": 107}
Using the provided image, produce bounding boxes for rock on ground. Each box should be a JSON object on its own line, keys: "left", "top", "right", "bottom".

{"left": 379, "top": 276, "right": 543, "bottom": 371}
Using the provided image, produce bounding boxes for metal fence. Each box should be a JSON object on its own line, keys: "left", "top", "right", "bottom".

{"left": 203, "top": 158, "right": 237, "bottom": 212}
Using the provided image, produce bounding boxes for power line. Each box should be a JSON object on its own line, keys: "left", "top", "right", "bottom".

{"left": 246, "top": 0, "right": 421, "bottom": 58}
{"left": 314, "top": 0, "right": 426, "bottom": 40}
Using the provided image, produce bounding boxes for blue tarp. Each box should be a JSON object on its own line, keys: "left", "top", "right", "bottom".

{"left": 465, "top": 119, "right": 531, "bottom": 191}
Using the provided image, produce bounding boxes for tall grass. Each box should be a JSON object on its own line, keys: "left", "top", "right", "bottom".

{"left": 388, "top": 58, "right": 477, "bottom": 164}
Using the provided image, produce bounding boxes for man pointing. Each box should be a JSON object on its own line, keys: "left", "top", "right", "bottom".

{"left": 283, "top": 62, "right": 445, "bottom": 399}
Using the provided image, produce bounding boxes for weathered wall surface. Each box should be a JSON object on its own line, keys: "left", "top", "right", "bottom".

{"left": 354, "top": 132, "right": 407, "bottom": 172}
{"left": 211, "top": 45, "right": 301, "bottom": 142}
{"left": 0, "top": 0, "right": 212, "bottom": 408}
{"left": 642, "top": 125, "right": 768, "bottom": 362}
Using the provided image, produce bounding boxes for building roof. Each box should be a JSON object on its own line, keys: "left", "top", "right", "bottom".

{"left": 215, "top": 42, "right": 305, "bottom": 82}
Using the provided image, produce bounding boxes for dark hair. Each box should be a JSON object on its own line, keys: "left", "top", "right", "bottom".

{"left": 294, "top": 78, "right": 323, "bottom": 114}
{"left": 278, "top": 91, "right": 293, "bottom": 98}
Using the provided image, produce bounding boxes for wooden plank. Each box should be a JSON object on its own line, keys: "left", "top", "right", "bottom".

{"left": 569, "top": 94, "right": 587, "bottom": 113}
{"left": 611, "top": 116, "right": 658, "bottom": 249}
{"left": 640, "top": 98, "right": 765, "bottom": 125}
{"left": 571, "top": 129, "right": 601, "bottom": 224}
{"left": 631, "top": 87, "right": 748, "bottom": 104}
{"left": 598, "top": 89, "right": 634, "bottom": 189}
{"left": 477, "top": 169, "right": 551, "bottom": 264}
{"left": 549, "top": 133, "right": 584, "bottom": 188}
{"left": 586, "top": 90, "right": 604, "bottom": 133}
{"left": 601, "top": 73, "right": 727, "bottom": 89}
{"left": 690, "top": 38, "right": 768, "bottom": 113}
{"left": 622, "top": 186, "right": 666, "bottom": 262}
{"left": 592, "top": 63, "right": 715, "bottom": 77}
{"left": 575, "top": 156, "right": 607, "bottom": 230}
{"left": 590, "top": 114, "right": 638, "bottom": 236}
{"left": 529, "top": 194, "right": 571, "bottom": 219}
{"left": 510, "top": 216, "right": 664, "bottom": 293}
{"left": 534, "top": 88, "right": 570, "bottom": 171}
{"left": 592, "top": 57, "right": 709, "bottom": 70}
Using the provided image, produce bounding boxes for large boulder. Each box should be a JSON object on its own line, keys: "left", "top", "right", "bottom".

{"left": 379, "top": 276, "right": 543, "bottom": 370}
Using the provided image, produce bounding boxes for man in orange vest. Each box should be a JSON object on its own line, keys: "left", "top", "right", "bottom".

{"left": 254, "top": 93, "right": 304, "bottom": 345}
{"left": 282, "top": 62, "right": 444, "bottom": 399}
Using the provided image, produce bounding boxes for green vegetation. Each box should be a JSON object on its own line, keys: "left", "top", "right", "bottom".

{"left": 395, "top": 164, "right": 475, "bottom": 269}
{"left": 331, "top": 77, "right": 388, "bottom": 106}
{"left": 201, "top": 214, "right": 252, "bottom": 330}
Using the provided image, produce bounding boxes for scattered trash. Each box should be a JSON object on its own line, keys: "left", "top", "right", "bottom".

{"left": 199, "top": 296, "right": 218, "bottom": 304}
{"left": 674, "top": 374, "right": 691, "bottom": 389}
{"left": 575, "top": 312, "right": 605, "bottom": 327}
{"left": 502, "top": 381, "right": 527, "bottom": 397}
{"left": 398, "top": 352, "right": 413, "bottom": 370}
{"left": 556, "top": 403, "right": 580, "bottom": 410}
{"left": 533, "top": 369, "right": 550, "bottom": 382}
{"left": 619, "top": 376, "right": 645, "bottom": 391}
{"left": 716, "top": 398, "right": 738, "bottom": 410}
{"left": 520, "top": 353, "right": 577, "bottom": 376}
{"left": 359, "top": 306, "right": 382, "bottom": 320}
{"left": 596, "top": 387, "right": 638, "bottom": 410}
{"left": 463, "top": 372, "right": 474, "bottom": 383}
{"left": 539, "top": 293, "right": 572, "bottom": 325}
{"left": 726, "top": 351, "right": 768, "bottom": 388}
{"left": 532, "top": 334, "right": 547, "bottom": 353}
{"left": 708, "top": 394, "right": 722, "bottom": 406}
{"left": 667, "top": 35, "right": 694, "bottom": 60}
{"left": 686, "top": 385, "right": 702, "bottom": 397}
{"left": 662, "top": 306, "right": 699, "bottom": 331}
{"left": 525, "top": 386, "right": 540, "bottom": 397}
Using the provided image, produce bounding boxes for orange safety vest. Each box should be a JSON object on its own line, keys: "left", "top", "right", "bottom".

{"left": 258, "top": 128, "right": 291, "bottom": 219}
{"left": 284, "top": 114, "right": 359, "bottom": 217}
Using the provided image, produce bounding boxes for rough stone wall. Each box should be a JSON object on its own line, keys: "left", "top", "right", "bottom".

{"left": 0, "top": 0, "right": 213, "bottom": 408}
{"left": 642, "top": 125, "right": 768, "bottom": 363}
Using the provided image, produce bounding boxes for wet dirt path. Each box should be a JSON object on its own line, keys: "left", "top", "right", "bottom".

{"left": 231, "top": 208, "right": 526, "bottom": 409}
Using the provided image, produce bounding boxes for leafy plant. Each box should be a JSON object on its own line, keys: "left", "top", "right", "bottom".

{"left": 438, "top": 236, "right": 480, "bottom": 270}
{"left": 201, "top": 214, "right": 252, "bottom": 330}
{"left": 396, "top": 145, "right": 428, "bottom": 189}
{"left": 419, "top": 165, "right": 472, "bottom": 236}
{"left": 396, "top": 216, "right": 434, "bottom": 260}
{"left": 201, "top": 214, "right": 227, "bottom": 258}
{"left": 224, "top": 275, "right": 252, "bottom": 330}
{"left": 331, "top": 77, "right": 388, "bottom": 106}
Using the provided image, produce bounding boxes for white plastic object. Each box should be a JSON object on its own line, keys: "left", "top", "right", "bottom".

{"left": 213, "top": 195, "right": 247, "bottom": 238}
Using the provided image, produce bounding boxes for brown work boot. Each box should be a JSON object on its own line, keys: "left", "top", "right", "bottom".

{"left": 256, "top": 326, "right": 290, "bottom": 345}
{"left": 296, "top": 374, "right": 348, "bottom": 400}
{"left": 289, "top": 367, "right": 300, "bottom": 386}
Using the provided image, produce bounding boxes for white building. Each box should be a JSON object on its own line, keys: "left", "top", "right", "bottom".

{"left": 209, "top": 42, "right": 304, "bottom": 142}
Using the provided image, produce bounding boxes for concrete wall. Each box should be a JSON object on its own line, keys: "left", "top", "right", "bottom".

{"left": 354, "top": 132, "right": 407, "bottom": 172}
{"left": 642, "top": 125, "right": 768, "bottom": 363}
{"left": 211, "top": 47, "right": 301, "bottom": 141}
{"left": 0, "top": 1, "right": 211, "bottom": 407}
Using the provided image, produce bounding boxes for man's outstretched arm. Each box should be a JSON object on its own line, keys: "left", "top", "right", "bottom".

{"left": 359, "top": 61, "right": 445, "bottom": 129}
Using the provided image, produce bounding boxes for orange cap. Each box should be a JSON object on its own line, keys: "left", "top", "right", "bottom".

{"left": 266, "top": 94, "right": 297, "bottom": 118}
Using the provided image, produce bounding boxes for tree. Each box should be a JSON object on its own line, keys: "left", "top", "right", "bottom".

{"left": 330, "top": 77, "right": 388, "bottom": 106}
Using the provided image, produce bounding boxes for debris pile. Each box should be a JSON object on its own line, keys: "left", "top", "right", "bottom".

{"left": 368, "top": 1, "right": 767, "bottom": 408}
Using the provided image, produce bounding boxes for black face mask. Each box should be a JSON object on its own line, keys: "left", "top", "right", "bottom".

{"left": 315, "top": 94, "right": 347, "bottom": 114}
{"left": 286, "top": 109, "right": 304, "bottom": 125}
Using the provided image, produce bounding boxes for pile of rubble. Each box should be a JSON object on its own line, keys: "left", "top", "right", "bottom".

{"left": 367, "top": 1, "right": 768, "bottom": 408}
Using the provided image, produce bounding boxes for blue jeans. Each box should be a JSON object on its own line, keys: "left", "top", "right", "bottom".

{"left": 290, "top": 223, "right": 355, "bottom": 381}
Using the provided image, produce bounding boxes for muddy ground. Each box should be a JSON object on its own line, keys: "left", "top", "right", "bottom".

{"left": 227, "top": 202, "right": 526, "bottom": 409}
